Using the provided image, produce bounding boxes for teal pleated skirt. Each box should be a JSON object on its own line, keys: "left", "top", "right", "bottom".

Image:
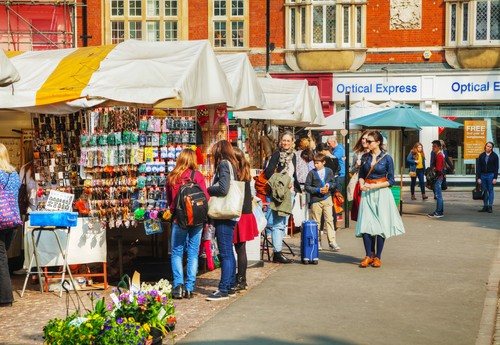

{"left": 355, "top": 187, "right": 405, "bottom": 239}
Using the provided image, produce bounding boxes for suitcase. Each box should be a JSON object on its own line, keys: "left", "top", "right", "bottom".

{"left": 301, "top": 220, "right": 319, "bottom": 265}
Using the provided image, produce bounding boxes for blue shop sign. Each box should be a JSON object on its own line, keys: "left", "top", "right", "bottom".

{"left": 336, "top": 83, "right": 418, "bottom": 95}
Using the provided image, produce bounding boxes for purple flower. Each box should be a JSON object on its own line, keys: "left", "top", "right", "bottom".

{"left": 137, "top": 295, "right": 147, "bottom": 305}
{"left": 148, "top": 290, "right": 158, "bottom": 298}
{"left": 106, "top": 303, "right": 114, "bottom": 311}
{"left": 104, "top": 325, "right": 112, "bottom": 331}
{"left": 118, "top": 293, "right": 130, "bottom": 302}
{"left": 117, "top": 317, "right": 124, "bottom": 324}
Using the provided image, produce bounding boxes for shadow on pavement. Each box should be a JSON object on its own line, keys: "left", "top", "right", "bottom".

{"left": 180, "top": 335, "right": 359, "bottom": 345}
{"left": 319, "top": 251, "right": 360, "bottom": 265}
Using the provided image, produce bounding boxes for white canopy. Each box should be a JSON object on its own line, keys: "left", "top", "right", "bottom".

{"left": 0, "top": 50, "right": 20, "bottom": 87}
{"left": 0, "top": 40, "right": 234, "bottom": 113}
{"left": 308, "top": 86, "right": 325, "bottom": 127}
{"left": 233, "top": 77, "right": 322, "bottom": 126}
{"left": 216, "top": 53, "right": 265, "bottom": 110}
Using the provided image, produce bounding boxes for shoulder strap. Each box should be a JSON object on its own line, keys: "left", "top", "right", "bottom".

{"left": 313, "top": 169, "right": 325, "bottom": 187}
{"left": 366, "top": 154, "right": 386, "bottom": 179}
{"left": 224, "top": 160, "right": 235, "bottom": 181}
{"left": 189, "top": 170, "right": 196, "bottom": 182}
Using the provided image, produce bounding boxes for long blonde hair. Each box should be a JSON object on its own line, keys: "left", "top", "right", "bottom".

{"left": 0, "top": 143, "right": 16, "bottom": 173}
{"left": 167, "top": 149, "right": 198, "bottom": 185}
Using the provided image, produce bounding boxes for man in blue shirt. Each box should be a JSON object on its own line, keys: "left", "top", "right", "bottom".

{"left": 327, "top": 136, "right": 346, "bottom": 190}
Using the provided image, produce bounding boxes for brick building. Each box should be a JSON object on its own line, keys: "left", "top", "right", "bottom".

{"left": 1, "top": 0, "right": 499, "bottom": 178}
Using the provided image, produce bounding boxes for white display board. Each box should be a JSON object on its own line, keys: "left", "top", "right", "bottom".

{"left": 24, "top": 218, "right": 106, "bottom": 268}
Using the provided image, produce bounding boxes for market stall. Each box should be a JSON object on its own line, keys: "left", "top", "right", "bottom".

{"left": 2, "top": 40, "right": 266, "bottom": 284}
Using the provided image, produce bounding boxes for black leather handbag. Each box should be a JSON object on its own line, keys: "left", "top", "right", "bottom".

{"left": 472, "top": 184, "right": 484, "bottom": 200}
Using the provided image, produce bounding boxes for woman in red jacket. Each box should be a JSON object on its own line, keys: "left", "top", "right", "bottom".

{"left": 166, "top": 149, "right": 210, "bottom": 299}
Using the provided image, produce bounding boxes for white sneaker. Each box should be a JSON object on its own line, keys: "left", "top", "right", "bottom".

{"left": 329, "top": 243, "right": 341, "bottom": 252}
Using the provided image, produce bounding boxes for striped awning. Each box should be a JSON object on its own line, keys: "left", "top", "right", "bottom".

{"left": 1, "top": 40, "right": 235, "bottom": 112}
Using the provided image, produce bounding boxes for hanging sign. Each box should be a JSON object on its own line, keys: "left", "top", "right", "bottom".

{"left": 464, "top": 120, "right": 487, "bottom": 160}
{"left": 45, "top": 190, "right": 75, "bottom": 212}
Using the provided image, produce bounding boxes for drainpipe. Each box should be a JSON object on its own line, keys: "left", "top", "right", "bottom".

{"left": 265, "top": 0, "right": 270, "bottom": 73}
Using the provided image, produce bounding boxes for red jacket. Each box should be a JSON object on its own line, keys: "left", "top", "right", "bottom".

{"left": 166, "top": 169, "right": 210, "bottom": 212}
{"left": 435, "top": 151, "right": 445, "bottom": 178}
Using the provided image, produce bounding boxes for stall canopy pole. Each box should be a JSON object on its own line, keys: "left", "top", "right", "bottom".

{"left": 265, "top": 0, "right": 270, "bottom": 73}
{"left": 344, "top": 91, "right": 350, "bottom": 228}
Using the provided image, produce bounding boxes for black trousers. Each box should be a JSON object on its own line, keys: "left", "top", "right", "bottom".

{"left": 0, "top": 228, "right": 15, "bottom": 304}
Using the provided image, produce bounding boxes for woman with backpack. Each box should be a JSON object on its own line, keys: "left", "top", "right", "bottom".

{"left": 206, "top": 140, "right": 240, "bottom": 301}
{"left": 166, "top": 149, "right": 210, "bottom": 299}
{"left": 0, "top": 143, "right": 22, "bottom": 307}
{"left": 232, "top": 148, "right": 259, "bottom": 292}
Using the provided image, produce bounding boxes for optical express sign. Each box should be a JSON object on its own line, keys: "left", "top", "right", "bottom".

{"left": 333, "top": 75, "right": 500, "bottom": 101}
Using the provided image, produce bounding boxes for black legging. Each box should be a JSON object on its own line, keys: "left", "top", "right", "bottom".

{"left": 234, "top": 242, "right": 247, "bottom": 282}
{"left": 362, "top": 234, "right": 385, "bottom": 259}
{"left": 0, "top": 228, "right": 15, "bottom": 304}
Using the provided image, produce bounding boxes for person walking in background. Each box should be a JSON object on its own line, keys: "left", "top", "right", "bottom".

{"left": 0, "top": 143, "right": 21, "bottom": 307}
{"left": 167, "top": 149, "right": 210, "bottom": 299}
{"left": 264, "top": 131, "right": 301, "bottom": 264}
{"left": 327, "top": 136, "right": 345, "bottom": 221}
{"left": 295, "top": 137, "right": 312, "bottom": 189}
{"left": 206, "top": 140, "right": 241, "bottom": 301}
{"left": 407, "top": 142, "right": 428, "bottom": 201}
{"left": 304, "top": 153, "right": 340, "bottom": 251}
{"left": 349, "top": 132, "right": 370, "bottom": 221}
{"left": 476, "top": 142, "right": 498, "bottom": 213}
{"left": 428, "top": 140, "right": 446, "bottom": 218}
{"left": 356, "top": 131, "right": 405, "bottom": 268}
{"left": 232, "top": 148, "right": 259, "bottom": 291}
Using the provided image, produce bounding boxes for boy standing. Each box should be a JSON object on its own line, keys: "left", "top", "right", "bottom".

{"left": 305, "top": 153, "right": 341, "bottom": 251}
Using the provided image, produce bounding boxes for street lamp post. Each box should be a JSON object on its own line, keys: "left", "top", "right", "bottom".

{"left": 343, "top": 91, "right": 350, "bottom": 228}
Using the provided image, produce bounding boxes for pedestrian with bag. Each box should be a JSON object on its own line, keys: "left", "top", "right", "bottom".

{"left": 407, "top": 142, "right": 428, "bottom": 201}
{"left": 166, "top": 149, "right": 210, "bottom": 299}
{"left": 264, "top": 131, "right": 301, "bottom": 264}
{"left": 356, "top": 131, "right": 405, "bottom": 268}
{"left": 428, "top": 140, "right": 446, "bottom": 218}
{"left": 348, "top": 132, "right": 370, "bottom": 221}
{"left": 476, "top": 141, "right": 498, "bottom": 213}
{"left": 232, "top": 148, "right": 259, "bottom": 292}
{"left": 0, "top": 143, "right": 22, "bottom": 307}
{"left": 304, "top": 153, "right": 340, "bottom": 251}
{"left": 206, "top": 140, "right": 241, "bottom": 301}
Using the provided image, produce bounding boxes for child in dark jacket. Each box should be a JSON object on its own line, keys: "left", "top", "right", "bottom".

{"left": 304, "top": 153, "right": 340, "bottom": 251}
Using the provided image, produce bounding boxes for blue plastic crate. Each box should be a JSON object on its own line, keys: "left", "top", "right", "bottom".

{"left": 29, "top": 211, "right": 78, "bottom": 227}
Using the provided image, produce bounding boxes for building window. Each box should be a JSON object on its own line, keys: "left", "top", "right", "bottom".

{"left": 111, "top": 21, "right": 125, "bottom": 43}
{"left": 211, "top": 0, "right": 247, "bottom": 48}
{"left": 450, "top": 3, "right": 457, "bottom": 42}
{"left": 146, "top": 21, "right": 160, "bottom": 41}
{"left": 165, "top": 20, "right": 177, "bottom": 41}
{"left": 147, "top": 0, "right": 159, "bottom": 16}
{"left": 164, "top": 0, "right": 177, "bottom": 16}
{"left": 129, "top": 21, "right": 142, "bottom": 39}
{"left": 447, "top": 0, "right": 499, "bottom": 46}
{"left": 106, "top": 0, "right": 180, "bottom": 43}
{"left": 129, "top": 0, "right": 141, "bottom": 16}
{"left": 111, "top": 0, "right": 124, "bottom": 16}
{"left": 286, "top": 0, "right": 366, "bottom": 48}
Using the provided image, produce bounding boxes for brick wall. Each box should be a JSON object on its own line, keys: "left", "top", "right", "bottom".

{"left": 188, "top": 1, "right": 208, "bottom": 39}
{"left": 367, "top": 0, "right": 445, "bottom": 48}
{"left": 76, "top": 0, "right": 103, "bottom": 47}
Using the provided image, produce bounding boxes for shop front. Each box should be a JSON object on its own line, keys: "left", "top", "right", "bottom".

{"left": 333, "top": 70, "right": 500, "bottom": 181}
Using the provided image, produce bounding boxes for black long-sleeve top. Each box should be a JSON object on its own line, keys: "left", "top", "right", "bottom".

{"left": 264, "top": 150, "right": 301, "bottom": 193}
{"left": 476, "top": 151, "right": 499, "bottom": 180}
{"left": 208, "top": 160, "right": 235, "bottom": 197}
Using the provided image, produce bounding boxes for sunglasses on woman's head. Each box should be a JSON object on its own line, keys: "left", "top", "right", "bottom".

{"left": 366, "top": 139, "right": 375, "bottom": 144}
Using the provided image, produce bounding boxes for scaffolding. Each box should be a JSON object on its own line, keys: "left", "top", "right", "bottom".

{"left": 0, "top": 0, "right": 77, "bottom": 51}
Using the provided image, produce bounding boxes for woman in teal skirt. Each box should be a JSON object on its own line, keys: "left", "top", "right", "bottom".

{"left": 356, "top": 131, "right": 405, "bottom": 268}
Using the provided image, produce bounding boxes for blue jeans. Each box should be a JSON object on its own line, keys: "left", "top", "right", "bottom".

{"left": 434, "top": 178, "right": 444, "bottom": 215}
{"left": 214, "top": 219, "right": 236, "bottom": 293}
{"left": 481, "top": 173, "right": 495, "bottom": 207}
{"left": 266, "top": 209, "right": 288, "bottom": 253}
{"left": 171, "top": 223, "right": 203, "bottom": 292}
{"left": 410, "top": 168, "right": 426, "bottom": 195}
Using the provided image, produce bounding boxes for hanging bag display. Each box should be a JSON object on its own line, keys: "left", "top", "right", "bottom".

{"left": 0, "top": 174, "right": 22, "bottom": 229}
{"left": 472, "top": 183, "right": 485, "bottom": 200}
{"left": 208, "top": 161, "right": 245, "bottom": 220}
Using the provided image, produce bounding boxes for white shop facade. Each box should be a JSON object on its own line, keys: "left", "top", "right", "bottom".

{"left": 333, "top": 70, "right": 500, "bottom": 180}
